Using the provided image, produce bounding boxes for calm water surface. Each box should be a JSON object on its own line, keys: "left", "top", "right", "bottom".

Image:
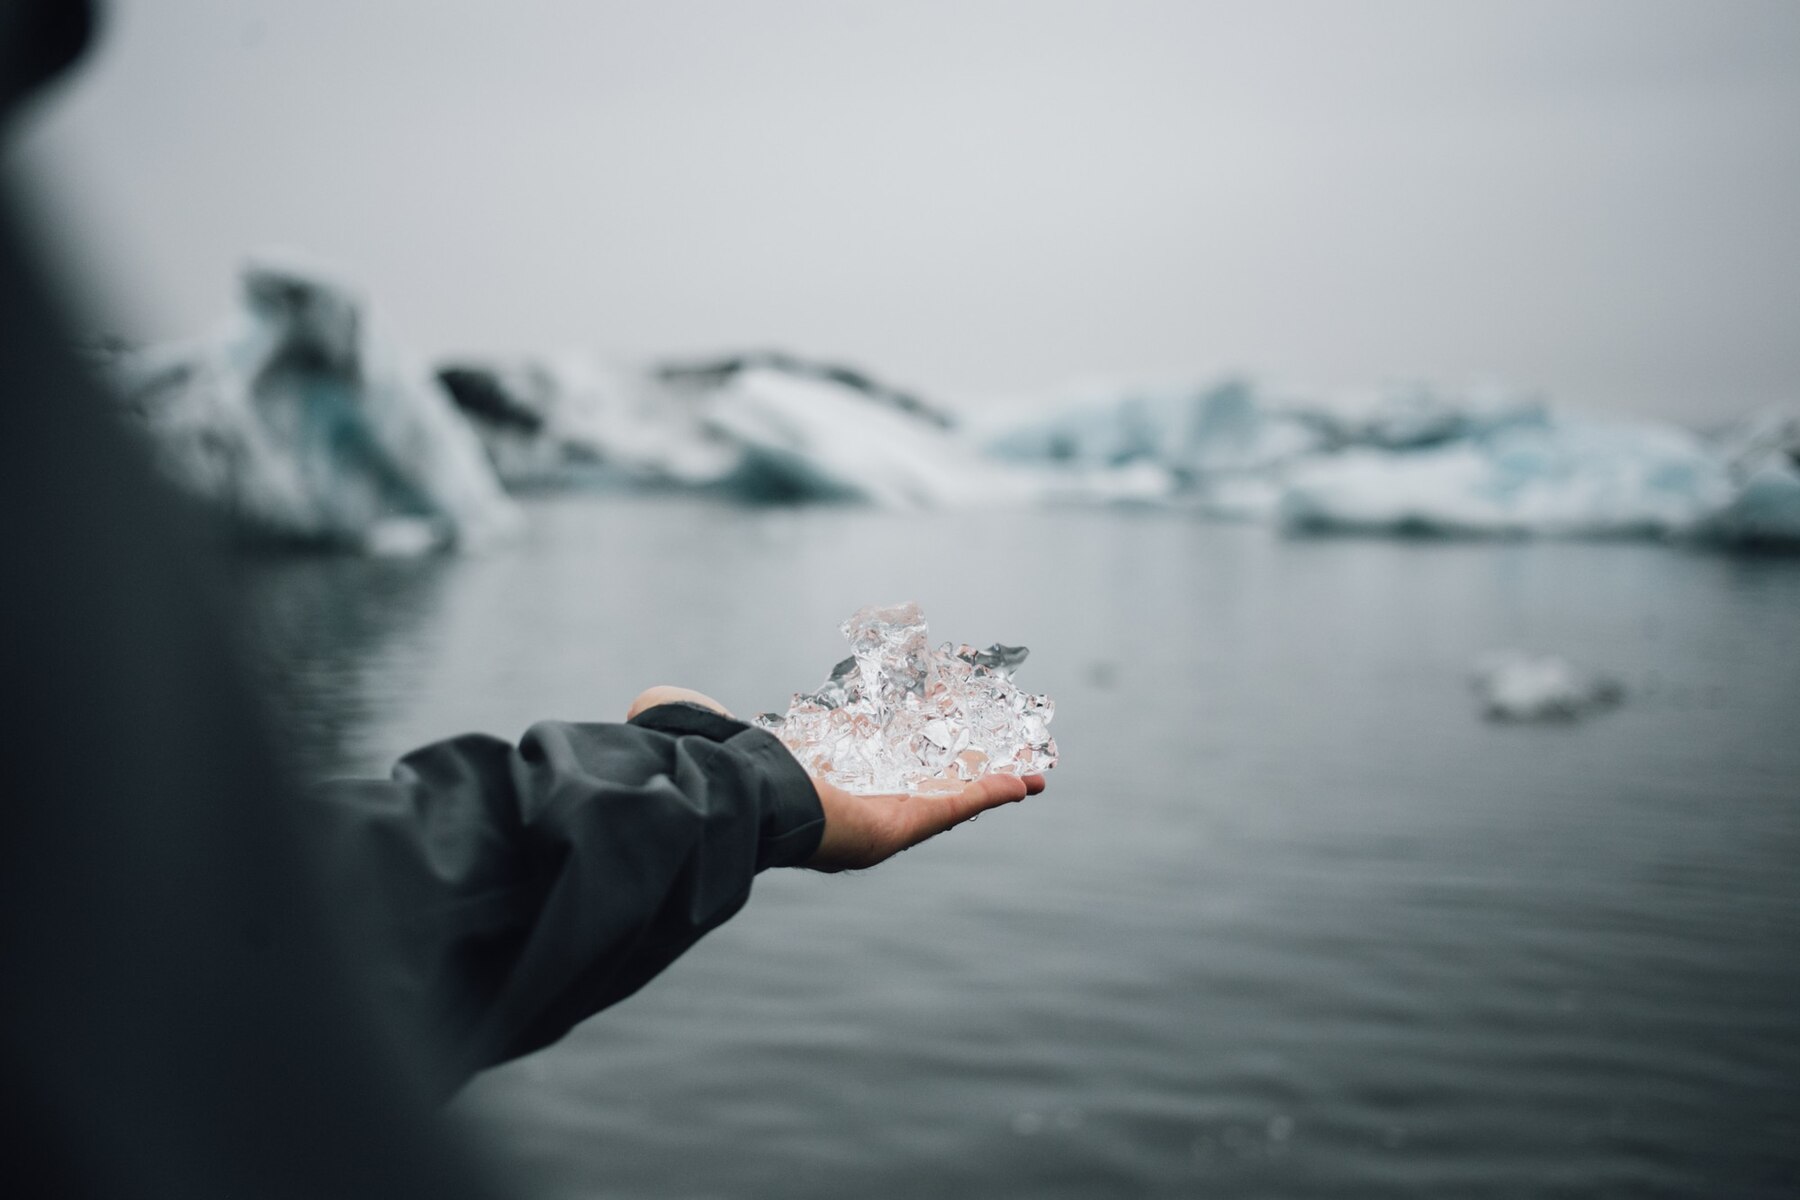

{"left": 241, "top": 496, "right": 1800, "bottom": 1199}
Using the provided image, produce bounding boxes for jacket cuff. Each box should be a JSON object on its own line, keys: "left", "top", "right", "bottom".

{"left": 629, "top": 702, "right": 825, "bottom": 869}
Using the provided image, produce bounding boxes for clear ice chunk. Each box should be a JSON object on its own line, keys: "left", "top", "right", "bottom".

{"left": 755, "top": 602, "right": 1059, "bottom": 794}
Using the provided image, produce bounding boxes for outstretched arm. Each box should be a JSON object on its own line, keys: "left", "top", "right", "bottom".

{"left": 309, "top": 685, "right": 1045, "bottom": 1092}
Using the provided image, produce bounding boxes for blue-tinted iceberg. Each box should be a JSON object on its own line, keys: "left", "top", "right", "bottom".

{"left": 986, "top": 377, "right": 1798, "bottom": 545}
{"left": 1699, "top": 463, "right": 1800, "bottom": 545}
{"left": 101, "top": 256, "right": 1800, "bottom": 550}
{"left": 984, "top": 378, "right": 1544, "bottom": 469}
{"left": 982, "top": 377, "right": 1545, "bottom": 518}
{"left": 985, "top": 378, "right": 1319, "bottom": 481}
{"left": 1697, "top": 407, "right": 1800, "bottom": 546}
{"left": 107, "top": 258, "right": 518, "bottom": 552}
{"left": 1278, "top": 414, "right": 1731, "bottom": 538}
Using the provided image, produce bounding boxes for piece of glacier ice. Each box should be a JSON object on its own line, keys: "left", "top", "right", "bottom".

{"left": 755, "top": 602, "right": 1059, "bottom": 793}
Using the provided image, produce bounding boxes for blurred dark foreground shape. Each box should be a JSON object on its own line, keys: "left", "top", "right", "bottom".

{"left": 2, "top": 4, "right": 859, "bottom": 1196}
{"left": 0, "top": 3, "right": 512, "bottom": 1195}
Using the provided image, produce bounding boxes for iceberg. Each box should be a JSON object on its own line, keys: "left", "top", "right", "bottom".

{"left": 106, "top": 257, "right": 518, "bottom": 552}
{"left": 692, "top": 366, "right": 1044, "bottom": 508}
{"left": 1699, "top": 463, "right": 1800, "bottom": 546}
{"left": 984, "top": 378, "right": 1323, "bottom": 477}
{"left": 658, "top": 351, "right": 959, "bottom": 431}
{"left": 1712, "top": 405, "right": 1800, "bottom": 476}
{"left": 1277, "top": 414, "right": 1731, "bottom": 539}
{"left": 420, "top": 351, "right": 1800, "bottom": 543}
{"left": 1288, "top": 380, "right": 1546, "bottom": 451}
{"left": 436, "top": 356, "right": 740, "bottom": 491}
{"left": 980, "top": 377, "right": 1800, "bottom": 545}
{"left": 436, "top": 349, "right": 1023, "bottom": 508}
{"left": 98, "top": 255, "right": 1800, "bottom": 550}
{"left": 982, "top": 377, "right": 1545, "bottom": 470}
{"left": 1697, "top": 407, "right": 1800, "bottom": 546}
{"left": 980, "top": 379, "right": 1321, "bottom": 517}
{"left": 982, "top": 377, "right": 1547, "bottom": 517}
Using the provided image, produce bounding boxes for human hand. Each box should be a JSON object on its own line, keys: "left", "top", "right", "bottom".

{"left": 805, "top": 771, "right": 1047, "bottom": 872}
{"left": 625, "top": 685, "right": 1047, "bottom": 872}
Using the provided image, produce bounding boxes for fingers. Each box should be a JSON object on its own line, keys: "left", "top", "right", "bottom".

{"left": 808, "top": 771, "right": 1047, "bottom": 872}
{"left": 918, "top": 772, "right": 1029, "bottom": 841}
{"left": 972, "top": 772, "right": 1031, "bottom": 809}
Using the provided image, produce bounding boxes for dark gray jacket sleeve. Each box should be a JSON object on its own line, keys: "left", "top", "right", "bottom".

{"left": 307, "top": 703, "right": 824, "bottom": 1087}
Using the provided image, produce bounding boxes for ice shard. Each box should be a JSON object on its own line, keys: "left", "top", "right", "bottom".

{"left": 756, "top": 602, "right": 1059, "bottom": 794}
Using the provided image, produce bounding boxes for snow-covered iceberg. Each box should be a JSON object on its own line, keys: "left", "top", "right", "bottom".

{"left": 436, "top": 356, "right": 740, "bottom": 491}
{"left": 440, "top": 350, "right": 1040, "bottom": 509}
{"left": 107, "top": 258, "right": 518, "bottom": 553}
{"left": 693, "top": 365, "right": 1043, "bottom": 508}
{"left": 659, "top": 350, "right": 959, "bottom": 431}
{"left": 100, "top": 256, "right": 1800, "bottom": 550}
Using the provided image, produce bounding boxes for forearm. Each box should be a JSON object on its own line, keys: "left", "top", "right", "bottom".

{"left": 305, "top": 706, "right": 824, "bottom": 1088}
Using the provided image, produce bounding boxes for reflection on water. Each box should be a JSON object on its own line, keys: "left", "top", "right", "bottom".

{"left": 232, "top": 551, "right": 459, "bottom": 778}
{"left": 239, "top": 496, "right": 1800, "bottom": 1198}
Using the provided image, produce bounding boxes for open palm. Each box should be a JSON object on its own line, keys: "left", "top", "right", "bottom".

{"left": 805, "top": 770, "right": 1047, "bottom": 872}
{"left": 627, "top": 684, "right": 1047, "bottom": 872}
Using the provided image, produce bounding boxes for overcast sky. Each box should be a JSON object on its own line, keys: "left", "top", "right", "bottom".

{"left": 13, "top": 0, "right": 1800, "bottom": 421}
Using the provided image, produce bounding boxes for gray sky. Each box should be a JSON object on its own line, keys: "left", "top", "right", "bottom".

{"left": 14, "top": 0, "right": 1800, "bottom": 422}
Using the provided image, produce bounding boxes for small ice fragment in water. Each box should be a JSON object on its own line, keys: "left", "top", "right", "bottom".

{"left": 1471, "top": 650, "right": 1623, "bottom": 722}
{"left": 756, "top": 602, "right": 1059, "bottom": 793}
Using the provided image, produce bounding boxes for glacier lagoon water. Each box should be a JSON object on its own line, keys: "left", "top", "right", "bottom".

{"left": 241, "top": 496, "right": 1800, "bottom": 1199}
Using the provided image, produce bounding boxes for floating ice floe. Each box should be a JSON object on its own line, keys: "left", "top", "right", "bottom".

{"left": 106, "top": 256, "right": 518, "bottom": 553}
{"left": 1471, "top": 651, "right": 1624, "bottom": 722}
{"left": 756, "top": 602, "right": 1058, "bottom": 794}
